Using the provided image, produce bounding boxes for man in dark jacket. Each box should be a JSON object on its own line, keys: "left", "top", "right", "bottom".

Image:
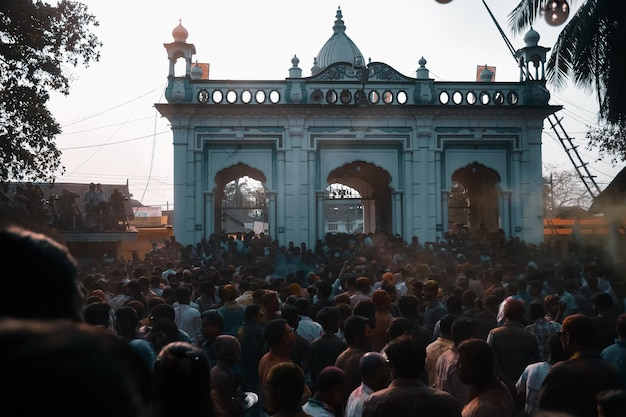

{"left": 539, "top": 314, "right": 624, "bottom": 417}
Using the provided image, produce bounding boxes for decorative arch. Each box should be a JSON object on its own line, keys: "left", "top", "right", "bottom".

{"left": 326, "top": 160, "right": 393, "bottom": 234}
{"left": 213, "top": 163, "right": 268, "bottom": 234}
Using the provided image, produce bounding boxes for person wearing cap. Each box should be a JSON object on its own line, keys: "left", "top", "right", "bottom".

{"left": 422, "top": 279, "right": 447, "bottom": 335}
{"left": 211, "top": 335, "right": 249, "bottom": 417}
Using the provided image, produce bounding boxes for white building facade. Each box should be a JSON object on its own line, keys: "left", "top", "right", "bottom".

{"left": 156, "top": 8, "right": 558, "bottom": 248}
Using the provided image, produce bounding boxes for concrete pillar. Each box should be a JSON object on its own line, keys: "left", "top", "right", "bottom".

{"left": 316, "top": 191, "right": 325, "bottom": 240}
{"left": 393, "top": 191, "right": 403, "bottom": 236}
{"left": 204, "top": 192, "right": 214, "bottom": 237}
{"left": 441, "top": 190, "right": 449, "bottom": 236}
{"left": 268, "top": 191, "right": 277, "bottom": 240}
{"left": 277, "top": 150, "right": 286, "bottom": 245}
{"left": 500, "top": 190, "right": 512, "bottom": 238}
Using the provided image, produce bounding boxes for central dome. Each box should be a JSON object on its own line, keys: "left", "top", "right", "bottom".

{"left": 313, "top": 7, "right": 365, "bottom": 74}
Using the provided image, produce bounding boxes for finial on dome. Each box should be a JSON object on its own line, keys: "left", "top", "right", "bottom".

{"left": 523, "top": 26, "right": 540, "bottom": 47}
{"left": 289, "top": 55, "right": 302, "bottom": 78}
{"left": 416, "top": 56, "right": 430, "bottom": 79}
{"left": 311, "top": 57, "right": 321, "bottom": 75}
{"left": 172, "top": 19, "right": 189, "bottom": 43}
{"left": 333, "top": 6, "right": 346, "bottom": 33}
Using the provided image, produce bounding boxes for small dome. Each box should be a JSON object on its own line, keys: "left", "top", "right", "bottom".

{"left": 315, "top": 7, "right": 365, "bottom": 72}
{"left": 190, "top": 62, "right": 204, "bottom": 80}
{"left": 172, "top": 19, "right": 189, "bottom": 43}
{"left": 523, "top": 26, "right": 540, "bottom": 47}
{"left": 479, "top": 65, "right": 494, "bottom": 82}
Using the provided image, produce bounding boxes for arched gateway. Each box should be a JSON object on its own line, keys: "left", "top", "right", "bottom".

{"left": 156, "top": 8, "right": 558, "bottom": 249}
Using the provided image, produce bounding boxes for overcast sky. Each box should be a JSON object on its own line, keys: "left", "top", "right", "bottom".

{"left": 48, "top": 0, "right": 621, "bottom": 208}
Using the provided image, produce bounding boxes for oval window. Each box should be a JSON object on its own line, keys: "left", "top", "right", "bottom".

{"left": 212, "top": 90, "right": 223, "bottom": 104}
{"left": 241, "top": 90, "right": 252, "bottom": 104}
{"left": 269, "top": 90, "right": 280, "bottom": 104}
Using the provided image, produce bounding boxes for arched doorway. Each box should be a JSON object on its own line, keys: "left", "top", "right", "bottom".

{"left": 327, "top": 161, "right": 392, "bottom": 234}
{"left": 450, "top": 162, "right": 500, "bottom": 233}
{"left": 214, "top": 164, "right": 268, "bottom": 235}
{"left": 324, "top": 184, "right": 363, "bottom": 234}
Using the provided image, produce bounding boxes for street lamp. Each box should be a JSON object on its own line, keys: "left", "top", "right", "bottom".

{"left": 434, "top": 0, "right": 570, "bottom": 27}
{"left": 543, "top": 0, "right": 569, "bottom": 26}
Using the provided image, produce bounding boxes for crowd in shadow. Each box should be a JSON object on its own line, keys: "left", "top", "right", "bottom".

{"left": 2, "top": 222, "right": 626, "bottom": 417}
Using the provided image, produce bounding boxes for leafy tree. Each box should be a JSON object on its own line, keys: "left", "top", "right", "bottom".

{"left": 508, "top": 1, "right": 626, "bottom": 159}
{"left": 0, "top": 1, "right": 101, "bottom": 183}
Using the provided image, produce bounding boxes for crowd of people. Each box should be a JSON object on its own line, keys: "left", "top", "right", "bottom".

{"left": 2, "top": 222, "right": 626, "bottom": 417}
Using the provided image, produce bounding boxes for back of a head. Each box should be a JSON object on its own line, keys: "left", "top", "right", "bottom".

{"left": 84, "top": 302, "right": 112, "bottom": 327}
{"left": 451, "top": 318, "right": 477, "bottom": 346}
{"left": 384, "top": 334, "right": 425, "bottom": 378}
{"left": 294, "top": 297, "right": 311, "bottom": 316}
{"left": 359, "top": 351, "right": 388, "bottom": 379}
{"left": 244, "top": 304, "right": 262, "bottom": 322}
{"left": 563, "top": 313, "right": 595, "bottom": 348}
{"left": 397, "top": 295, "right": 419, "bottom": 319}
{"left": 150, "top": 303, "right": 176, "bottom": 322}
{"left": 439, "top": 314, "right": 457, "bottom": 338}
{"left": 281, "top": 305, "right": 300, "bottom": 328}
{"left": 175, "top": 285, "right": 192, "bottom": 304}
{"left": 483, "top": 295, "right": 500, "bottom": 313}
{"left": 503, "top": 298, "right": 526, "bottom": 323}
{"left": 371, "top": 290, "right": 391, "bottom": 312}
{"left": 387, "top": 317, "right": 415, "bottom": 341}
{"left": 353, "top": 300, "right": 376, "bottom": 329}
{"left": 201, "top": 309, "right": 225, "bottom": 331}
{"left": 446, "top": 295, "right": 463, "bottom": 315}
{"left": 152, "top": 341, "right": 212, "bottom": 417}
{"left": 316, "top": 306, "right": 340, "bottom": 333}
{"left": 592, "top": 292, "right": 614, "bottom": 313}
{"left": 317, "top": 281, "right": 332, "bottom": 298}
{"left": 0, "top": 319, "right": 151, "bottom": 417}
{"left": 215, "top": 334, "right": 241, "bottom": 359}
{"left": 0, "top": 226, "right": 82, "bottom": 321}
{"left": 264, "top": 318, "right": 288, "bottom": 348}
{"left": 529, "top": 302, "right": 547, "bottom": 322}
{"left": 266, "top": 362, "right": 305, "bottom": 410}
{"left": 343, "top": 314, "right": 369, "bottom": 346}
{"left": 221, "top": 284, "right": 238, "bottom": 302}
{"left": 457, "top": 338, "right": 494, "bottom": 385}
{"left": 597, "top": 389, "right": 626, "bottom": 417}
{"left": 315, "top": 366, "right": 347, "bottom": 394}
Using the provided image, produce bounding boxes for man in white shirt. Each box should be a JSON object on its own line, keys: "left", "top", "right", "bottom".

{"left": 294, "top": 297, "right": 323, "bottom": 343}
{"left": 174, "top": 285, "right": 202, "bottom": 345}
